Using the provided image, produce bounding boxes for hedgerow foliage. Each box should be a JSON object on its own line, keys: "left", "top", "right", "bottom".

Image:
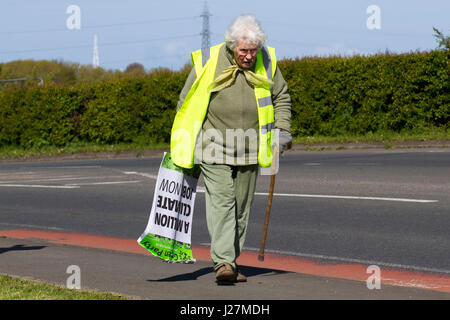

{"left": 278, "top": 50, "right": 449, "bottom": 137}
{"left": 0, "top": 50, "right": 448, "bottom": 148}
{"left": 0, "top": 67, "right": 188, "bottom": 147}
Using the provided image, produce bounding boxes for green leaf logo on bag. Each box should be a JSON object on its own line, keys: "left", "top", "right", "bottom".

{"left": 137, "top": 153, "right": 200, "bottom": 263}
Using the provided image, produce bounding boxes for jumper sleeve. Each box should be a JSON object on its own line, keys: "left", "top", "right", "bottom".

{"left": 176, "top": 67, "right": 198, "bottom": 112}
{"left": 271, "top": 65, "right": 292, "bottom": 132}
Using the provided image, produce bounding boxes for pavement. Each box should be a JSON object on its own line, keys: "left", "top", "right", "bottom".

{"left": 0, "top": 140, "right": 448, "bottom": 164}
{"left": 1, "top": 230, "right": 450, "bottom": 300}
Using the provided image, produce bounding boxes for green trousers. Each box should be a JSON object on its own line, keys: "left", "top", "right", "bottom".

{"left": 200, "top": 163, "right": 259, "bottom": 270}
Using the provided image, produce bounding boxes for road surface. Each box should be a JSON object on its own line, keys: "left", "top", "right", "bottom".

{"left": 1, "top": 148, "right": 449, "bottom": 297}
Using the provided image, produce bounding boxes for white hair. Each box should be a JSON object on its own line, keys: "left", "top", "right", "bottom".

{"left": 225, "top": 15, "right": 267, "bottom": 50}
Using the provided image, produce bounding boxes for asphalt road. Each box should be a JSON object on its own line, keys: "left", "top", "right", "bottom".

{"left": 1, "top": 149, "right": 449, "bottom": 275}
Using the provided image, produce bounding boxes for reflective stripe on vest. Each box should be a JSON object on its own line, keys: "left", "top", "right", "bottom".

{"left": 170, "top": 43, "right": 276, "bottom": 168}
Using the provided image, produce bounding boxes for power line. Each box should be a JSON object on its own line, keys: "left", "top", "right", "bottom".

{"left": 0, "top": 16, "right": 199, "bottom": 36}
{"left": 209, "top": 15, "right": 434, "bottom": 39}
{"left": 0, "top": 34, "right": 199, "bottom": 55}
{"left": 269, "top": 39, "right": 378, "bottom": 52}
{"left": 101, "top": 52, "right": 191, "bottom": 67}
{"left": 261, "top": 19, "right": 433, "bottom": 38}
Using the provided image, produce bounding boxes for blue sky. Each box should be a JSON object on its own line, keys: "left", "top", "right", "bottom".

{"left": 0, "top": 0, "right": 449, "bottom": 71}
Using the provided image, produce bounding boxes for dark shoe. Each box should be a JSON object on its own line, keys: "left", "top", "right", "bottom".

{"left": 215, "top": 263, "right": 235, "bottom": 282}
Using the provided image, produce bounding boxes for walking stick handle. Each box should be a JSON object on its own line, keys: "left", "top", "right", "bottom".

{"left": 258, "top": 145, "right": 278, "bottom": 261}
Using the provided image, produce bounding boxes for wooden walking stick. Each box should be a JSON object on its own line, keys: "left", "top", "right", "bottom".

{"left": 258, "top": 145, "right": 278, "bottom": 261}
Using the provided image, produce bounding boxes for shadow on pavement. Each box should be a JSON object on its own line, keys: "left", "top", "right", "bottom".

{"left": 238, "top": 265, "right": 289, "bottom": 277}
{"left": 147, "top": 267, "right": 212, "bottom": 282}
{"left": 147, "top": 265, "right": 289, "bottom": 283}
{"left": 0, "top": 244, "right": 47, "bottom": 254}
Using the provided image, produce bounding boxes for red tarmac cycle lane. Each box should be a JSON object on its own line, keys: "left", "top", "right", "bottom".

{"left": 1, "top": 228, "right": 450, "bottom": 294}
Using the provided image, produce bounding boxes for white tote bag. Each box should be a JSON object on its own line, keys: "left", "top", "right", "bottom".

{"left": 138, "top": 152, "right": 200, "bottom": 263}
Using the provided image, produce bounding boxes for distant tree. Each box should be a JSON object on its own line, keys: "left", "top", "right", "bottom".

{"left": 0, "top": 60, "right": 78, "bottom": 86}
{"left": 76, "top": 64, "right": 118, "bottom": 84}
{"left": 433, "top": 27, "right": 450, "bottom": 50}
{"left": 51, "top": 60, "right": 77, "bottom": 85}
{"left": 125, "top": 62, "right": 146, "bottom": 77}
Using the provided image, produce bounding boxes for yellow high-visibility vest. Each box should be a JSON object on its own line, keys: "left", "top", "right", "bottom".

{"left": 170, "top": 42, "right": 277, "bottom": 168}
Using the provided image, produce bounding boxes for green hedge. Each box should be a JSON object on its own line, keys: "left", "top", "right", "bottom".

{"left": 0, "top": 69, "right": 187, "bottom": 148}
{"left": 279, "top": 50, "right": 449, "bottom": 137}
{"left": 0, "top": 50, "right": 448, "bottom": 148}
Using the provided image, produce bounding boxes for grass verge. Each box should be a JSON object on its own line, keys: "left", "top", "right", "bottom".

{"left": 293, "top": 129, "right": 449, "bottom": 145}
{"left": 0, "top": 274, "right": 131, "bottom": 300}
{"left": 0, "top": 129, "right": 448, "bottom": 160}
{"left": 0, "top": 141, "right": 169, "bottom": 160}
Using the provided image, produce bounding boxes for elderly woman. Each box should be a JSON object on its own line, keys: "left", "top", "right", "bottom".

{"left": 170, "top": 14, "right": 292, "bottom": 283}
